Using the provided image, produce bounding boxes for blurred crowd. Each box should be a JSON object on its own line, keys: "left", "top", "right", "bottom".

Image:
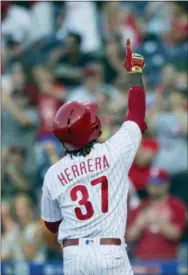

{"left": 1, "top": 1, "right": 188, "bottom": 263}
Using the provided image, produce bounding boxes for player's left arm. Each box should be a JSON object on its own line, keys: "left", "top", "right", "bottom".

{"left": 41, "top": 176, "right": 63, "bottom": 233}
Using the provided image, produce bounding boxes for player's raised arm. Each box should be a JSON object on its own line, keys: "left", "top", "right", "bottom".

{"left": 124, "top": 39, "right": 147, "bottom": 134}
{"left": 105, "top": 39, "right": 147, "bottom": 171}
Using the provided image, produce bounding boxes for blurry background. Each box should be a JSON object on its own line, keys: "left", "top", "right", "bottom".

{"left": 1, "top": 1, "right": 188, "bottom": 274}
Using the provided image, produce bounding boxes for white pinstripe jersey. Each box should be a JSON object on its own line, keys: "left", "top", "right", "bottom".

{"left": 41, "top": 121, "right": 141, "bottom": 243}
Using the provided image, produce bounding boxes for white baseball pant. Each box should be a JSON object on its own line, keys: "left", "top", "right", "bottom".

{"left": 62, "top": 238, "right": 134, "bottom": 275}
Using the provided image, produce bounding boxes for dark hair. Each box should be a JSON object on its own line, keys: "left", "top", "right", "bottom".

{"left": 65, "top": 140, "right": 96, "bottom": 158}
{"left": 68, "top": 32, "right": 82, "bottom": 46}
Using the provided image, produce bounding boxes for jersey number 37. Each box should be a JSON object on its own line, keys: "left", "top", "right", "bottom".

{"left": 70, "top": 176, "right": 108, "bottom": 220}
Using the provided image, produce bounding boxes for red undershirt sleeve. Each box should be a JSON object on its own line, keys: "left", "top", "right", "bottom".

{"left": 125, "top": 86, "right": 147, "bottom": 134}
{"left": 43, "top": 220, "right": 62, "bottom": 233}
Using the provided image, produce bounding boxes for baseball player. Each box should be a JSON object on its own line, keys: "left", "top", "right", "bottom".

{"left": 41, "top": 39, "right": 147, "bottom": 275}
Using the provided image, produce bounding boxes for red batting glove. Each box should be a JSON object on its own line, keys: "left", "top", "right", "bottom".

{"left": 124, "top": 39, "right": 145, "bottom": 73}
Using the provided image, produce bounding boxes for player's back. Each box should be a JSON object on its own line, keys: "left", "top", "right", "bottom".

{"left": 43, "top": 121, "right": 141, "bottom": 242}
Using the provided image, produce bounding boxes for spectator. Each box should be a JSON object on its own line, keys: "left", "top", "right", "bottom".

{"left": 150, "top": 89, "right": 187, "bottom": 175}
{"left": 30, "top": 1, "right": 54, "bottom": 43}
{"left": 43, "top": 141, "right": 61, "bottom": 166}
{"left": 49, "top": 32, "right": 94, "bottom": 89}
{"left": 57, "top": 1, "right": 101, "bottom": 53}
{"left": 128, "top": 179, "right": 141, "bottom": 210}
{"left": 1, "top": 1, "right": 188, "bottom": 264}
{"left": 2, "top": 147, "right": 31, "bottom": 200}
{"left": 32, "top": 66, "right": 64, "bottom": 179}
{"left": 12, "top": 194, "right": 46, "bottom": 263}
{"left": 103, "top": 80, "right": 129, "bottom": 142}
{"left": 165, "top": 3, "right": 187, "bottom": 47}
{"left": 144, "top": 2, "right": 172, "bottom": 35}
{"left": 2, "top": 74, "right": 39, "bottom": 180}
{"left": 1, "top": 200, "right": 24, "bottom": 261}
{"left": 2, "top": 62, "right": 38, "bottom": 106}
{"left": 40, "top": 220, "right": 62, "bottom": 260}
{"left": 32, "top": 65, "right": 66, "bottom": 139}
{"left": 158, "top": 3, "right": 188, "bottom": 68}
{"left": 2, "top": 1, "right": 33, "bottom": 58}
{"left": 103, "top": 2, "right": 143, "bottom": 49}
{"left": 2, "top": 62, "right": 27, "bottom": 95}
{"left": 2, "top": 61, "right": 40, "bottom": 109}
{"left": 120, "top": 4, "right": 143, "bottom": 49}
{"left": 129, "top": 130, "right": 159, "bottom": 197}
{"left": 67, "top": 63, "right": 120, "bottom": 104}
{"left": 135, "top": 33, "right": 168, "bottom": 87}
{"left": 152, "top": 64, "right": 177, "bottom": 98}
{"left": 175, "top": 70, "right": 187, "bottom": 95}
{"left": 103, "top": 35, "right": 124, "bottom": 85}
{"left": 127, "top": 168, "right": 187, "bottom": 260}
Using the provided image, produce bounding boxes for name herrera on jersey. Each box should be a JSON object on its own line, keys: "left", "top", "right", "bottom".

{"left": 57, "top": 155, "right": 110, "bottom": 185}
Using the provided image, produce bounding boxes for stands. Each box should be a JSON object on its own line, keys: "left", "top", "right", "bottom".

{"left": 1, "top": 1, "right": 188, "bottom": 268}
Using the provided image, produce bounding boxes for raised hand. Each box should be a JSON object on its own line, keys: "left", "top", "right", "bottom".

{"left": 123, "top": 39, "right": 145, "bottom": 73}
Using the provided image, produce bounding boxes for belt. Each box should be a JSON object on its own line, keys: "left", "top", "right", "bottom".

{"left": 63, "top": 238, "right": 121, "bottom": 247}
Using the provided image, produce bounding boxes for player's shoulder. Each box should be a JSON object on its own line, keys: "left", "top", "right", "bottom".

{"left": 107, "top": 121, "right": 141, "bottom": 141}
{"left": 44, "top": 156, "right": 67, "bottom": 182}
{"left": 122, "top": 121, "right": 142, "bottom": 135}
{"left": 105, "top": 121, "right": 141, "bottom": 148}
{"left": 92, "top": 141, "right": 115, "bottom": 162}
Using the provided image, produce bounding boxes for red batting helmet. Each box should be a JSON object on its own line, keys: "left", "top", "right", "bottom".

{"left": 53, "top": 101, "right": 102, "bottom": 151}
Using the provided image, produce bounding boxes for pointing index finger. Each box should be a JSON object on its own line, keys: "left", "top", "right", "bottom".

{"left": 126, "top": 38, "right": 130, "bottom": 47}
{"left": 126, "top": 38, "right": 131, "bottom": 56}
